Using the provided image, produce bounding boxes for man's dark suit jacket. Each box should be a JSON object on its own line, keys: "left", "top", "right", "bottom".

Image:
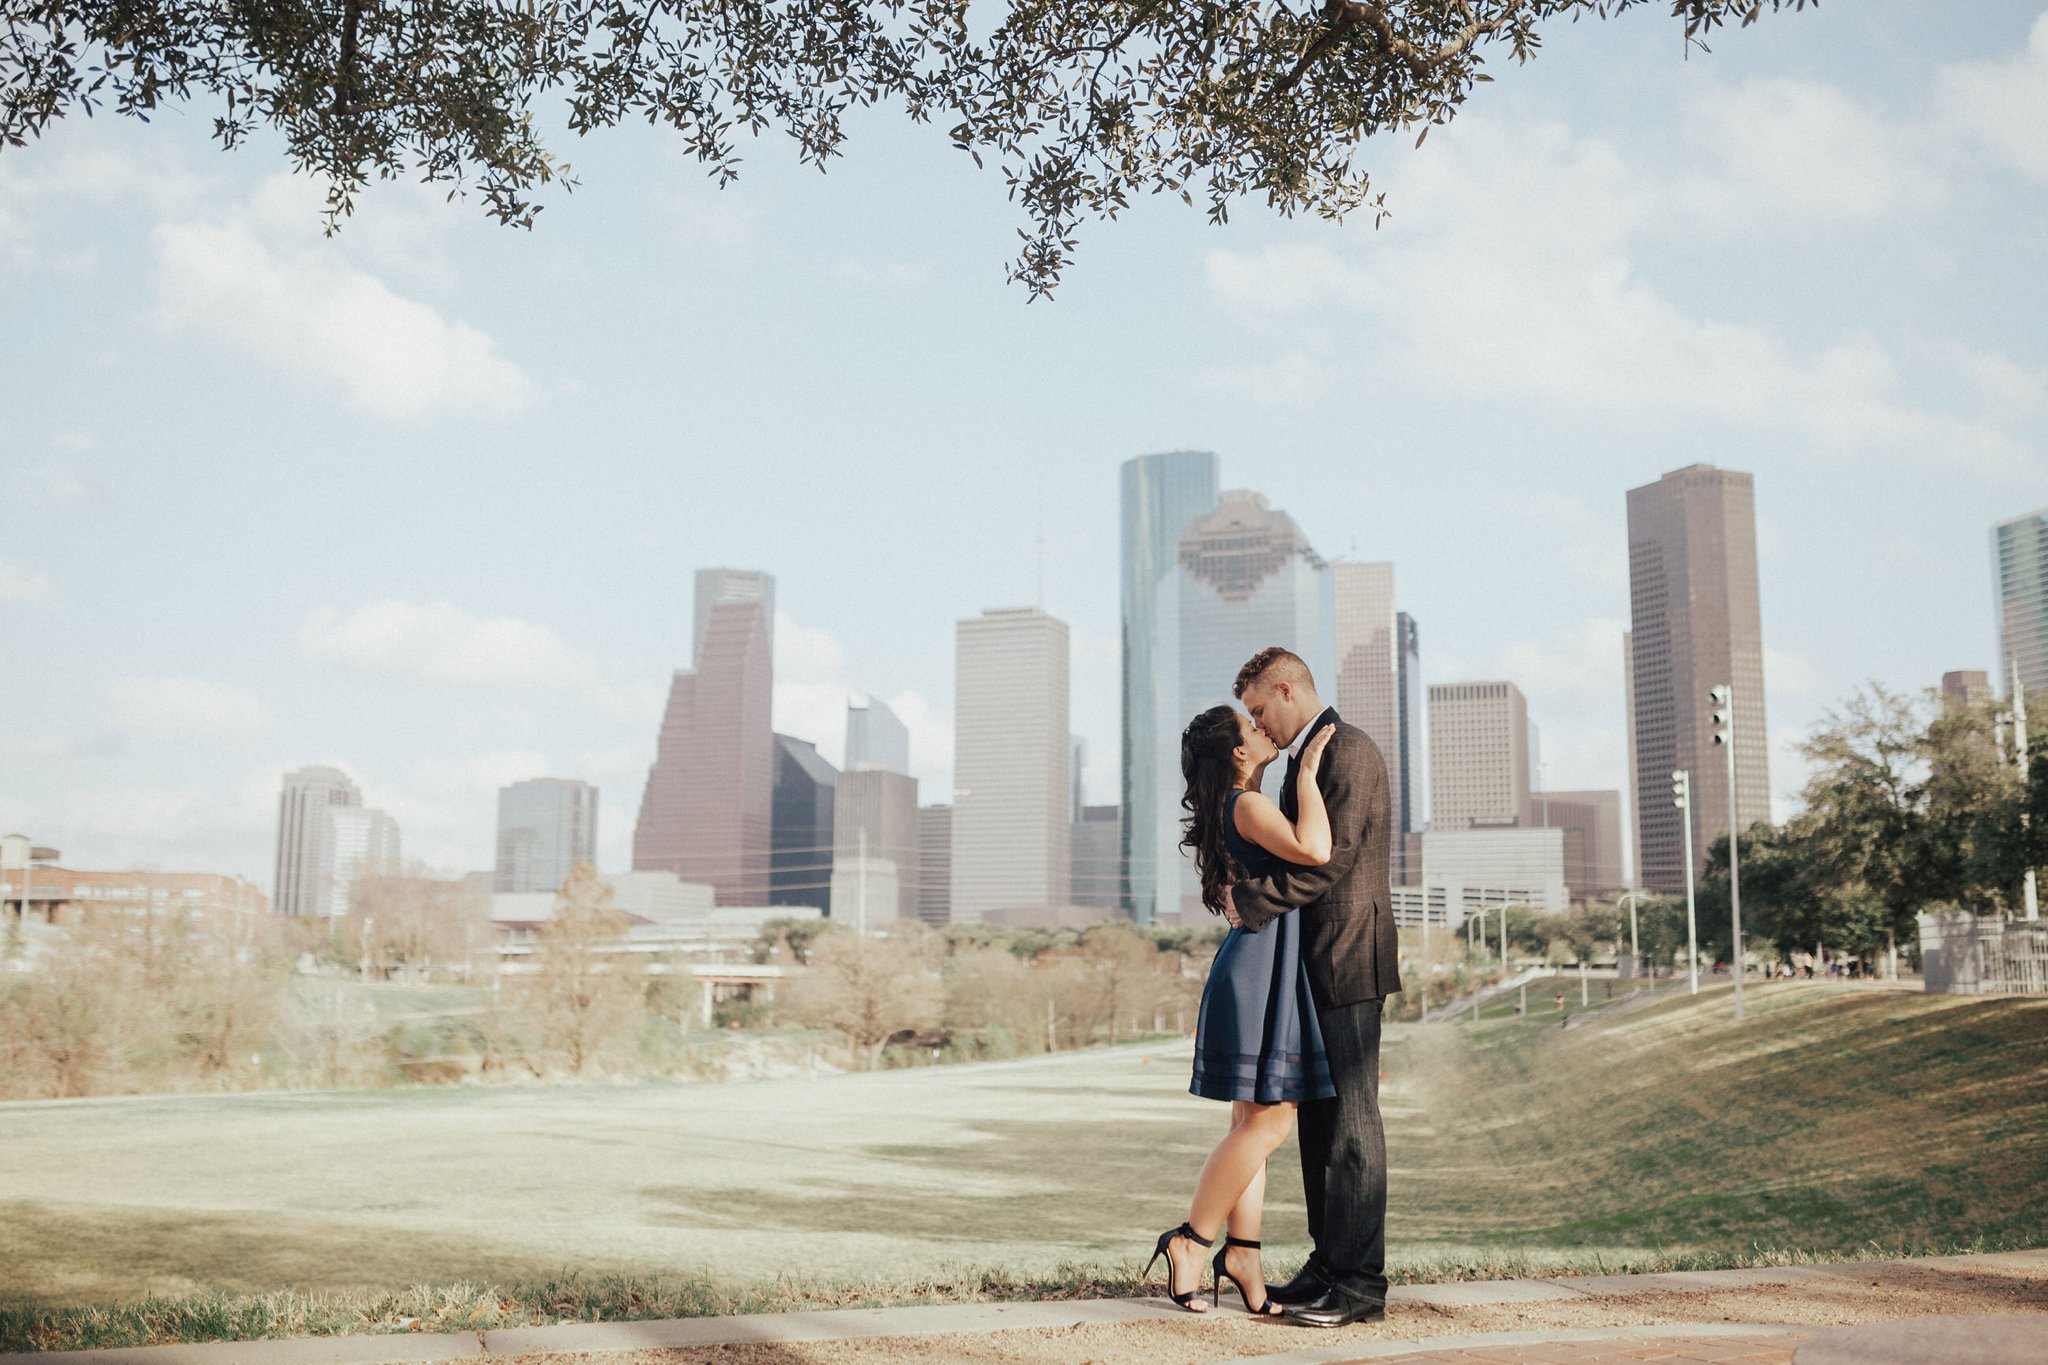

{"left": 1232, "top": 708, "right": 1401, "bottom": 1009}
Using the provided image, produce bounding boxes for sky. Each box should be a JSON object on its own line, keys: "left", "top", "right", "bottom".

{"left": 2, "top": 1, "right": 2045, "bottom": 890}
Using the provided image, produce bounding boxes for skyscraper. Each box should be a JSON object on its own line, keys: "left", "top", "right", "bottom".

{"left": 1120, "top": 451, "right": 1220, "bottom": 924}
{"left": 1622, "top": 628, "right": 1641, "bottom": 888}
{"left": 1627, "top": 464, "right": 1770, "bottom": 893}
{"left": 1428, "top": 682, "right": 1531, "bottom": 832}
{"left": 953, "top": 607, "right": 1071, "bottom": 923}
{"left": 274, "top": 765, "right": 360, "bottom": 917}
{"left": 1396, "top": 612, "right": 1426, "bottom": 836}
{"left": 833, "top": 768, "right": 920, "bottom": 922}
{"left": 1334, "top": 561, "right": 1399, "bottom": 789}
{"left": 692, "top": 568, "right": 775, "bottom": 666}
{"left": 1167, "top": 491, "right": 1336, "bottom": 920}
{"left": 771, "top": 734, "right": 836, "bottom": 913}
{"left": 494, "top": 778, "right": 598, "bottom": 894}
{"left": 1993, "top": 507, "right": 2048, "bottom": 697}
{"left": 635, "top": 576, "right": 776, "bottom": 904}
{"left": 917, "top": 804, "right": 953, "bottom": 927}
{"left": 327, "top": 807, "right": 401, "bottom": 915}
{"left": 845, "top": 697, "right": 910, "bottom": 774}
{"left": 1071, "top": 804, "right": 1122, "bottom": 911}
{"left": 1525, "top": 789, "right": 1625, "bottom": 900}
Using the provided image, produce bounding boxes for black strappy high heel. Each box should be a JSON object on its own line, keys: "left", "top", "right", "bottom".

{"left": 1212, "top": 1236, "right": 1282, "bottom": 1315}
{"left": 1145, "top": 1222, "right": 1214, "bottom": 1310}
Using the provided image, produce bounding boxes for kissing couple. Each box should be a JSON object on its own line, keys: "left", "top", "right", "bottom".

{"left": 1147, "top": 645, "right": 1399, "bottom": 1329}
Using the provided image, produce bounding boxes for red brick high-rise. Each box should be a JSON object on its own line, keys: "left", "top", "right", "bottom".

{"left": 633, "top": 582, "right": 775, "bottom": 904}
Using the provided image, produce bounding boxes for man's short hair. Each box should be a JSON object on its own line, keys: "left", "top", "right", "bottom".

{"left": 1234, "top": 647, "right": 1316, "bottom": 698}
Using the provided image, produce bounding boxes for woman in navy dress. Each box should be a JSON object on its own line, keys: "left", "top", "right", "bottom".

{"left": 1146, "top": 704, "right": 1336, "bottom": 1314}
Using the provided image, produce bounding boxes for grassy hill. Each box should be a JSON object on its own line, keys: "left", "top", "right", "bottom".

{"left": 1, "top": 980, "right": 2041, "bottom": 1349}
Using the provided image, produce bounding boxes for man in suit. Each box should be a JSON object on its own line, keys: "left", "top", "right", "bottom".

{"left": 1226, "top": 645, "right": 1399, "bottom": 1328}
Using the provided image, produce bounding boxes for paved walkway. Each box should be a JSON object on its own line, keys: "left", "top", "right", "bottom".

{"left": 3, "top": 1250, "right": 2042, "bottom": 1364}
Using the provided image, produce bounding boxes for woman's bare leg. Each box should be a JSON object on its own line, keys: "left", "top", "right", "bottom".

{"left": 1165, "top": 1101, "right": 1295, "bottom": 1303}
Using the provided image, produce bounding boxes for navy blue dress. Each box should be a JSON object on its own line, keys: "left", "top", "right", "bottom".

{"left": 1190, "top": 790, "right": 1335, "bottom": 1104}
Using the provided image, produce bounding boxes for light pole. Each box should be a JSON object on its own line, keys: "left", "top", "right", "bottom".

{"left": 2011, "top": 656, "right": 2038, "bottom": 922}
{"left": 1615, "top": 889, "right": 1641, "bottom": 980}
{"left": 1710, "top": 685, "right": 1744, "bottom": 1021}
{"left": 1673, "top": 770, "right": 1699, "bottom": 995}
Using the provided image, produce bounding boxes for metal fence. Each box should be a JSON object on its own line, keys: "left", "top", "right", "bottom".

{"left": 1916, "top": 910, "right": 2048, "bottom": 996}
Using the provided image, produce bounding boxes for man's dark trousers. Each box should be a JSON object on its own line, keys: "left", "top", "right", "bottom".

{"left": 1297, "top": 995, "right": 1388, "bottom": 1305}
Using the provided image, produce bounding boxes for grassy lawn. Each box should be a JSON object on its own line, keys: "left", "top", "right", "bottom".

{"left": 1, "top": 981, "right": 2042, "bottom": 1349}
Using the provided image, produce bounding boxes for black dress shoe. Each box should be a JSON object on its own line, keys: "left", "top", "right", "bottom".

{"left": 1264, "top": 1264, "right": 1330, "bottom": 1308}
{"left": 1277, "top": 1287, "right": 1387, "bottom": 1328}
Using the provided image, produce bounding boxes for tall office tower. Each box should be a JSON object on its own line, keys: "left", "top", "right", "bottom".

{"left": 845, "top": 697, "right": 911, "bottom": 773}
{"left": 1071, "top": 737, "right": 1087, "bottom": 820}
{"left": 1071, "top": 804, "right": 1122, "bottom": 911}
{"left": 1526, "top": 789, "right": 1624, "bottom": 901}
{"left": 1993, "top": 507, "right": 2048, "bottom": 697}
{"left": 771, "top": 735, "right": 836, "bottom": 913}
{"left": 692, "top": 568, "right": 775, "bottom": 666}
{"left": 274, "top": 766, "right": 361, "bottom": 917}
{"left": 1120, "top": 450, "right": 1220, "bottom": 924}
{"left": 1942, "top": 669, "right": 1994, "bottom": 713}
{"left": 953, "top": 607, "right": 1071, "bottom": 923}
{"left": 494, "top": 778, "right": 598, "bottom": 894}
{"left": 635, "top": 580, "right": 776, "bottom": 904}
{"left": 1335, "top": 561, "right": 1399, "bottom": 779}
{"left": 1169, "top": 491, "right": 1336, "bottom": 919}
{"left": 1396, "top": 612, "right": 1425, "bottom": 835}
{"left": 1627, "top": 464, "right": 1770, "bottom": 893}
{"left": 917, "top": 805, "right": 953, "bottom": 927}
{"left": 1427, "top": 682, "right": 1530, "bottom": 832}
{"left": 1622, "top": 628, "right": 1642, "bottom": 887}
{"left": 832, "top": 768, "right": 920, "bottom": 922}
{"left": 327, "top": 807, "right": 401, "bottom": 915}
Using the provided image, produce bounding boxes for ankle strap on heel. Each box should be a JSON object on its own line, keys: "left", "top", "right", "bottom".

{"left": 1223, "top": 1237, "right": 1261, "bottom": 1249}
{"left": 1175, "top": 1222, "right": 1215, "bottom": 1248}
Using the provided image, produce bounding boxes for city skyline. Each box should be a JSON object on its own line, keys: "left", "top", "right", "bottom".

{"left": 5, "top": 7, "right": 2044, "bottom": 886}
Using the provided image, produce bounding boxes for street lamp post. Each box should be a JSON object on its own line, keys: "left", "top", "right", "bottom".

{"left": 1673, "top": 770, "right": 1699, "bottom": 995}
{"left": 2011, "top": 656, "right": 2038, "bottom": 922}
{"left": 1711, "top": 685, "right": 1745, "bottom": 1021}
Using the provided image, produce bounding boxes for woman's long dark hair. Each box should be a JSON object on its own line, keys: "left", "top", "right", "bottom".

{"left": 1180, "top": 704, "right": 1246, "bottom": 916}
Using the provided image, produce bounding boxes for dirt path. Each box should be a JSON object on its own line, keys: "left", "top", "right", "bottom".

{"left": 488, "top": 1258, "right": 2048, "bottom": 1364}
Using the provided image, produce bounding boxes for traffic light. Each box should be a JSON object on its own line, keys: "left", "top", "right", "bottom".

{"left": 1709, "top": 685, "right": 1732, "bottom": 748}
{"left": 1671, "top": 769, "right": 1689, "bottom": 811}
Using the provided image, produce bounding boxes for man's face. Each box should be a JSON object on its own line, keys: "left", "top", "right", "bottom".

{"left": 1241, "top": 678, "right": 1306, "bottom": 748}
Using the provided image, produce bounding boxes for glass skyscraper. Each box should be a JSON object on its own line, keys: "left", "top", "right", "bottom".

{"left": 1994, "top": 507, "right": 2048, "bottom": 698}
{"left": 494, "top": 778, "right": 598, "bottom": 894}
{"left": 1164, "top": 490, "right": 1335, "bottom": 921}
{"left": 1120, "top": 451, "right": 1219, "bottom": 923}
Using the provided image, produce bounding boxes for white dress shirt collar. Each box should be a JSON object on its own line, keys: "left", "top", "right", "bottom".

{"left": 1287, "top": 706, "right": 1335, "bottom": 760}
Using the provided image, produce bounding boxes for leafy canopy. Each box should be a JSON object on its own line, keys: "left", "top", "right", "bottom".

{"left": 2, "top": 1, "right": 1812, "bottom": 293}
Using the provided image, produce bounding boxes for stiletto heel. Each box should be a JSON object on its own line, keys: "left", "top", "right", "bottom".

{"left": 1213, "top": 1237, "right": 1282, "bottom": 1316}
{"left": 1145, "top": 1222, "right": 1215, "bottom": 1311}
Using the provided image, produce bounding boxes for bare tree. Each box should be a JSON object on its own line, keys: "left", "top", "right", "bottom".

{"left": 782, "top": 930, "right": 942, "bottom": 1069}
{"left": 520, "top": 864, "right": 645, "bottom": 1074}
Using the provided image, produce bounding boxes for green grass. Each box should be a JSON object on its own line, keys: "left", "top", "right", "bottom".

{"left": 1, "top": 982, "right": 2043, "bottom": 1352}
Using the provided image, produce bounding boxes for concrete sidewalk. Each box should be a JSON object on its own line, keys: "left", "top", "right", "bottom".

{"left": 3, "top": 1250, "right": 2043, "bottom": 1364}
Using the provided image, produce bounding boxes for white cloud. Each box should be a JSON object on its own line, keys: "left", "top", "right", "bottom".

{"left": 1495, "top": 617, "right": 1628, "bottom": 707}
{"left": 1935, "top": 12, "right": 2048, "bottom": 182}
{"left": 769, "top": 611, "right": 954, "bottom": 799}
{"left": 1196, "top": 352, "right": 1337, "bottom": 407}
{"left": 0, "top": 564, "right": 52, "bottom": 601}
{"left": 106, "top": 678, "right": 276, "bottom": 742}
{"left": 1203, "top": 74, "right": 2044, "bottom": 485}
{"left": 153, "top": 218, "right": 535, "bottom": 420}
{"left": 301, "top": 601, "right": 600, "bottom": 689}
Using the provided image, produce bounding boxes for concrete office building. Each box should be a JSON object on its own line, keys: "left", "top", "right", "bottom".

{"left": 1622, "top": 628, "right": 1642, "bottom": 889}
{"left": 771, "top": 734, "right": 836, "bottom": 913}
{"left": 953, "top": 607, "right": 1071, "bottom": 923}
{"left": 845, "top": 697, "right": 911, "bottom": 774}
{"left": 1428, "top": 681, "right": 1531, "bottom": 832}
{"left": 1161, "top": 491, "right": 1335, "bottom": 921}
{"left": 1993, "top": 507, "right": 2048, "bottom": 697}
{"left": 1071, "top": 803, "right": 1122, "bottom": 912}
{"left": 1943, "top": 669, "right": 1994, "bottom": 712}
{"left": 1627, "top": 465, "right": 1770, "bottom": 894}
{"left": 494, "top": 778, "right": 597, "bottom": 894}
{"left": 833, "top": 768, "right": 920, "bottom": 923}
{"left": 1120, "top": 451, "right": 1220, "bottom": 924}
{"left": 1526, "top": 789, "right": 1625, "bottom": 901}
{"left": 635, "top": 574, "right": 776, "bottom": 904}
{"left": 1396, "top": 613, "right": 1426, "bottom": 833}
{"left": 274, "top": 766, "right": 360, "bottom": 917}
{"left": 1422, "top": 827, "right": 1569, "bottom": 921}
{"left": 917, "top": 804, "right": 953, "bottom": 927}
{"left": 1335, "top": 561, "right": 1402, "bottom": 804}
